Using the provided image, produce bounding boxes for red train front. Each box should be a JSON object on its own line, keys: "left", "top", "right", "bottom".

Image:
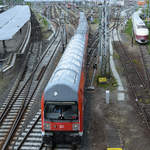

{"left": 41, "top": 12, "right": 88, "bottom": 147}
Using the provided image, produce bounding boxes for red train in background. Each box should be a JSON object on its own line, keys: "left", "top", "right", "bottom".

{"left": 41, "top": 12, "right": 88, "bottom": 148}
{"left": 67, "top": 3, "right": 71, "bottom": 9}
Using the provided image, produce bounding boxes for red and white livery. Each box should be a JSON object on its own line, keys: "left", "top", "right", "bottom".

{"left": 132, "top": 9, "right": 149, "bottom": 44}
{"left": 41, "top": 12, "right": 88, "bottom": 147}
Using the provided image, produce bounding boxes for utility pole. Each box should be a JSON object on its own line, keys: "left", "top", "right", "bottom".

{"left": 60, "top": 12, "right": 66, "bottom": 53}
{"left": 2, "top": 0, "right": 5, "bottom": 4}
{"left": 84, "top": 0, "right": 86, "bottom": 11}
{"left": 98, "top": 0, "right": 110, "bottom": 83}
{"left": 98, "top": 6, "right": 102, "bottom": 70}
{"left": 144, "top": 1, "right": 146, "bottom": 20}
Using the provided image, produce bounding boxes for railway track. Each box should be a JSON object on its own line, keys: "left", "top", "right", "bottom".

{"left": 13, "top": 110, "right": 79, "bottom": 150}
{"left": 138, "top": 45, "right": 150, "bottom": 88}
{"left": 85, "top": 26, "right": 99, "bottom": 87}
{"left": 58, "top": 5, "right": 78, "bottom": 28}
{"left": 13, "top": 111, "right": 41, "bottom": 150}
{"left": 54, "top": 5, "right": 59, "bottom": 19}
{"left": 0, "top": 14, "right": 61, "bottom": 149}
{"left": 112, "top": 19, "right": 150, "bottom": 129}
{"left": 0, "top": 13, "right": 42, "bottom": 150}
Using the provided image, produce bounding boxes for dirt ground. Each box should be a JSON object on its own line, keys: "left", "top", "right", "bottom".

{"left": 82, "top": 28, "right": 150, "bottom": 150}
{"left": 0, "top": 58, "right": 23, "bottom": 108}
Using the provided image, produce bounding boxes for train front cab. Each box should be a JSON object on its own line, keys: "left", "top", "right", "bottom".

{"left": 135, "top": 34, "right": 149, "bottom": 44}
{"left": 41, "top": 93, "right": 84, "bottom": 147}
{"left": 135, "top": 25, "right": 149, "bottom": 43}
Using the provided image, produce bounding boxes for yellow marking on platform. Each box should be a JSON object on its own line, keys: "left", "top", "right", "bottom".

{"left": 107, "top": 148, "right": 122, "bottom": 150}
{"left": 98, "top": 77, "right": 107, "bottom": 83}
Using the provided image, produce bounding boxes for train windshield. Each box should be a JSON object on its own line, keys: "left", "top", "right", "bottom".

{"left": 137, "top": 25, "right": 147, "bottom": 29}
{"left": 44, "top": 102, "right": 78, "bottom": 120}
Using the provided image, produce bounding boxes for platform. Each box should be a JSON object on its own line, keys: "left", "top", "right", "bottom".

{"left": 0, "top": 22, "right": 29, "bottom": 55}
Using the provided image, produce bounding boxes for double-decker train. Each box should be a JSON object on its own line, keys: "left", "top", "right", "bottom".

{"left": 41, "top": 12, "right": 88, "bottom": 147}
{"left": 132, "top": 9, "right": 149, "bottom": 44}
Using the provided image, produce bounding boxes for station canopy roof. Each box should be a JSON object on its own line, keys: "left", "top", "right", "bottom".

{"left": 0, "top": 5, "right": 31, "bottom": 40}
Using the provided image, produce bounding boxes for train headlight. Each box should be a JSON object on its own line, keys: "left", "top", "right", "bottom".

{"left": 44, "top": 123, "right": 51, "bottom": 130}
{"left": 42, "top": 131, "right": 45, "bottom": 136}
{"left": 72, "top": 124, "right": 79, "bottom": 131}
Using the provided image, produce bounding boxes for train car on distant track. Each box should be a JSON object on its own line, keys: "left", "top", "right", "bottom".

{"left": 132, "top": 10, "right": 149, "bottom": 44}
{"left": 137, "top": 0, "right": 145, "bottom": 6}
{"left": 41, "top": 12, "right": 88, "bottom": 147}
{"left": 67, "top": 3, "right": 71, "bottom": 9}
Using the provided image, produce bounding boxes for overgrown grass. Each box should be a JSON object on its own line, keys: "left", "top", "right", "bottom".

{"left": 26, "top": 2, "right": 31, "bottom": 7}
{"left": 35, "top": 12, "right": 52, "bottom": 39}
{"left": 93, "top": 18, "right": 99, "bottom": 24}
{"left": 132, "top": 59, "right": 140, "bottom": 65}
{"left": 124, "top": 19, "right": 133, "bottom": 37}
{"left": 113, "top": 52, "right": 120, "bottom": 59}
{"left": 138, "top": 98, "right": 150, "bottom": 104}
{"left": 43, "top": 18, "right": 48, "bottom": 26}
{"left": 0, "top": 0, "right": 3, "bottom": 4}
{"left": 137, "top": 88, "right": 150, "bottom": 104}
{"left": 36, "top": 13, "right": 48, "bottom": 31}
{"left": 147, "top": 46, "right": 150, "bottom": 54}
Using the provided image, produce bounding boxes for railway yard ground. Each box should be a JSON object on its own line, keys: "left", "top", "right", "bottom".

{"left": 81, "top": 22, "right": 150, "bottom": 149}
{"left": 1, "top": 1, "right": 150, "bottom": 150}
{"left": 0, "top": 22, "right": 30, "bottom": 107}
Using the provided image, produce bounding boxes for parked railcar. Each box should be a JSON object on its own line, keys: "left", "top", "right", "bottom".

{"left": 137, "top": 0, "right": 145, "bottom": 6}
{"left": 41, "top": 12, "right": 88, "bottom": 147}
{"left": 67, "top": 3, "right": 71, "bottom": 9}
{"left": 132, "top": 10, "right": 149, "bottom": 44}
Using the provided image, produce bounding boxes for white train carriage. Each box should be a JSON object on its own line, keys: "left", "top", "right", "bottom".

{"left": 132, "top": 12, "right": 149, "bottom": 44}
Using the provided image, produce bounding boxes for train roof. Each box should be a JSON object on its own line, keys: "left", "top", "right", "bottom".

{"left": 132, "top": 13, "right": 145, "bottom": 26}
{"left": 76, "top": 12, "right": 88, "bottom": 35}
{"left": 44, "top": 13, "right": 88, "bottom": 102}
{"left": 44, "top": 35, "right": 86, "bottom": 102}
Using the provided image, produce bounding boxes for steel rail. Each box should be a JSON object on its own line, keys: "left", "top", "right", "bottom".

{"left": 0, "top": 20, "right": 61, "bottom": 150}
{"left": 139, "top": 45, "right": 150, "bottom": 88}
{"left": 0, "top": 20, "right": 60, "bottom": 125}
{"left": 112, "top": 17, "right": 150, "bottom": 129}
{"left": 116, "top": 24, "right": 147, "bottom": 88}
{"left": 2, "top": 35, "right": 61, "bottom": 150}
{"left": 16, "top": 114, "right": 41, "bottom": 150}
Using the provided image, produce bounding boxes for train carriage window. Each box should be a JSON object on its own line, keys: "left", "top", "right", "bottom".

{"left": 44, "top": 102, "right": 78, "bottom": 120}
{"left": 44, "top": 104, "right": 61, "bottom": 120}
{"left": 137, "top": 25, "right": 147, "bottom": 29}
{"left": 62, "top": 105, "right": 78, "bottom": 119}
